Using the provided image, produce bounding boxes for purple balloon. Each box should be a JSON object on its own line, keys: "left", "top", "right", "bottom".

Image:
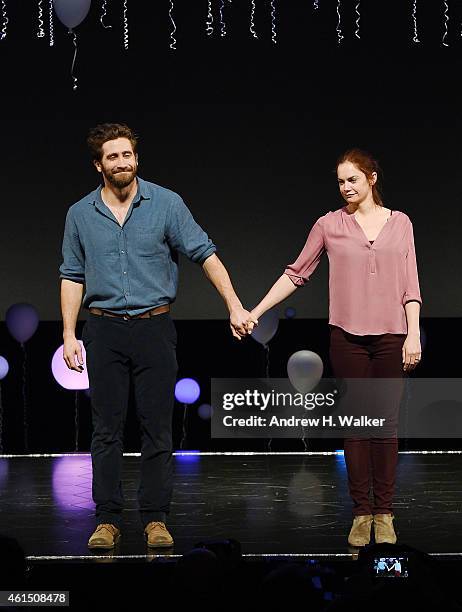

{"left": 53, "top": 0, "right": 92, "bottom": 29}
{"left": 175, "top": 378, "right": 201, "bottom": 404}
{"left": 5, "top": 303, "right": 39, "bottom": 344}
{"left": 0, "top": 356, "right": 9, "bottom": 380}
{"left": 51, "top": 342, "right": 89, "bottom": 391}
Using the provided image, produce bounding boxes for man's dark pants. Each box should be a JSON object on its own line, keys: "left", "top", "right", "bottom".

{"left": 82, "top": 311, "right": 178, "bottom": 530}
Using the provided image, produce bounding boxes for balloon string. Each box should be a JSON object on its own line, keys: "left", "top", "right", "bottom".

{"left": 21, "top": 343, "right": 29, "bottom": 453}
{"left": 265, "top": 344, "right": 272, "bottom": 451}
{"left": 74, "top": 391, "right": 79, "bottom": 452}
{"left": 69, "top": 29, "right": 79, "bottom": 91}
{"left": 180, "top": 403, "right": 188, "bottom": 449}
{"left": 0, "top": 382, "right": 4, "bottom": 454}
{"left": 1, "top": 0, "right": 8, "bottom": 41}
{"left": 48, "top": 0, "right": 54, "bottom": 46}
{"left": 169, "top": 0, "right": 177, "bottom": 50}
{"left": 101, "top": 0, "right": 112, "bottom": 29}
{"left": 37, "top": 0, "right": 45, "bottom": 38}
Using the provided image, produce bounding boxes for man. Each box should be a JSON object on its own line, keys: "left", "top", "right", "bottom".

{"left": 59, "top": 123, "right": 256, "bottom": 550}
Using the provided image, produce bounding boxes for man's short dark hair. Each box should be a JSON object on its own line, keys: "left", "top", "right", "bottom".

{"left": 87, "top": 123, "right": 138, "bottom": 161}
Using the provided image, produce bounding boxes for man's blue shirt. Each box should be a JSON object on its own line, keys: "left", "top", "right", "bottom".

{"left": 59, "top": 177, "right": 217, "bottom": 315}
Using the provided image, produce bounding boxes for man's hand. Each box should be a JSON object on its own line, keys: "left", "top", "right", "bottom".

{"left": 63, "top": 335, "right": 85, "bottom": 372}
{"left": 230, "top": 306, "right": 258, "bottom": 341}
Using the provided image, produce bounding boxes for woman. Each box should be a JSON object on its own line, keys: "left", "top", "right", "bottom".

{"left": 247, "top": 149, "right": 422, "bottom": 547}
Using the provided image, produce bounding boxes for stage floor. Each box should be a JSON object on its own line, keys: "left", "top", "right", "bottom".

{"left": 1, "top": 452, "right": 462, "bottom": 561}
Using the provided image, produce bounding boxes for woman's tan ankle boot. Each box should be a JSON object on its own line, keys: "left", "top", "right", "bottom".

{"left": 348, "top": 514, "right": 373, "bottom": 547}
{"left": 373, "top": 513, "right": 397, "bottom": 544}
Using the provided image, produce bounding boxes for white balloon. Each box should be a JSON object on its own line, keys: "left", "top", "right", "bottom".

{"left": 287, "top": 350, "right": 324, "bottom": 394}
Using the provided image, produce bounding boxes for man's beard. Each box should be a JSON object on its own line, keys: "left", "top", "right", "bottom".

{"left": 103, "top": 165, "right": 137, "bottom": 189}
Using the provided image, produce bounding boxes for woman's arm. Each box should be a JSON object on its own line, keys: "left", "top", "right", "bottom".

{"left": 251, "top": 274, "right": 298, "bottom": 321}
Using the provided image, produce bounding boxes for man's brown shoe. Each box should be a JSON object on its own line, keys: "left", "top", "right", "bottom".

{"left": 88, "top": 524, "right": 121, "bottom": 549}
{"left": 347, "top": 514, "right": 373, "bottom": 547}
{"left": 374, "top": 513, "right": 397, "bottom": 544}
{"left": 144, "top": 521, "right": 174, "bottom": 548}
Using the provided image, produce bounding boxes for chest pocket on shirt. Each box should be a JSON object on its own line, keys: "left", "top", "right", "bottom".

{"left": 133, "top": 230, "right": 164, "bottom": 257}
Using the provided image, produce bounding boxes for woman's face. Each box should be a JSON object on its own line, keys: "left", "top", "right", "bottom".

{"left": 337, "top": 161, "right": 376, "bottom": 206}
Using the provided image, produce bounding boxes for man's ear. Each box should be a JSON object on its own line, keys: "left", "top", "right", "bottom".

{"left": 93, "top": 159, "right": 102, "bottom": 174}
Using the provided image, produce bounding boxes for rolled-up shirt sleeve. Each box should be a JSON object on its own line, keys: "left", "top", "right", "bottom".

{"left": 402, "top": 219, "right": 422, "bottom": 306}
{"left": 284, "top": 219, "right": 326, "bottom": 286}
{"left": 59, "top": 209, "right": 85, "bottom": 284}
{"left": 166, "top": 194, "right": 217, "bottom": 264}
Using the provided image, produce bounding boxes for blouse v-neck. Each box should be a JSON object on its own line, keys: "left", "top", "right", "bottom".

{"left": 350, "top": 208, "right": 393, "bottom": 246}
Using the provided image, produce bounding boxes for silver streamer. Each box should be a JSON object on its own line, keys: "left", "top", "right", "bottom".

{"left": 219, "top": 0, "right": 226, "bottom": 36}
{"left": 48, "top": 0, "right": 54, "bottom": 46}
{"left": 442, "top": 0, "right": 449, "bottom": 47}
{"left": 37, "top": 0, "right": 45, "bottom": 38}
{"left": 412, "top": 0, "right": 420, "bottom": 43}
{"left": 69, "top": 29, "right": 79, "bottom": 91}
{"left": 354, "top": 0, "right": 360, "bottom": 39}
{"left": 313, "top": 0, "right": 319, "bottom": 9}
{"left": 123, "top": 0, "right": 128, "bottom": 50}
{"left": 206, "top": 0, "right": 213, "bottom": 36}
{"left": 250, "top": 0, "right": 258, "bottom": 39}
{"left": 1, "top": 0, "right": 7, "bottom": 41}
{"left": 270, "top": 0, "right": 277, "bottom": 44}
{"left": 169, "top": 0, "right": 177, "bottom": 49}
{"left": 100, "top": 0, "right": 112, "bottom": 29}
{"left": 336, "top": 0, "right": 344, "bottom": 44}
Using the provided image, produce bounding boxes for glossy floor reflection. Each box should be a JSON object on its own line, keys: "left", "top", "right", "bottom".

{"left": 1, "top": 452, "right": 462, "bottom": 560}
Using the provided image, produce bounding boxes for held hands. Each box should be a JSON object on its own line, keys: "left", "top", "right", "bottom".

{"left": 63, "top": 335, "right": 85, "bottom": 372}
{"left": 229, "top": 306, "right": 259, "bottom": 341}
{"left": 402, "top": 332, "right": 422, "bottom": 372}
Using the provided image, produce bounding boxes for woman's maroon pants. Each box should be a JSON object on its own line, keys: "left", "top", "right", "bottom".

{"left": 329, "top": 325, "right": 407, "bottom": 516}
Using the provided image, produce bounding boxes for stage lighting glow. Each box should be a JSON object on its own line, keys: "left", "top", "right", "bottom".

{"left": 175, "top": 378, "right": 200, "bottom": 404}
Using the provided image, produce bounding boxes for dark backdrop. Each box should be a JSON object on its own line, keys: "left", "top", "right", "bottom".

{"left": 0, "top": 1, "right": 461, "bottom": 452}
{"left": 0, "top": 0, "right": 461, "bottom": 319}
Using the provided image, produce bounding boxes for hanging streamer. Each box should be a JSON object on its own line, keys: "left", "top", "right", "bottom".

{"left": 48, "top": 0, "right": 54, "bottom": 46}
{"left": 412, "top": 0, "right": 420, "bottom": 43}
{"left": 37, "top": 0, "right": 45, "bottom": 38}
{"left": 313, "top": 0, "right": 319, "bottom": 9}
{"left": 100, "top": 0, "right": 112, "bottom": 29}
{"left": 69, "top": 29, "right": 79, "bottom": 91}
{"left": 250, "top": 0, "right": 258, "bottom": 39}
{"left": 219, "top": 0, "right": 228, "bottom": 36}
{"left": 442, "top": 0, "right": 449, "bottom": 47}
{"left": 1, "top": 0, "right": 7, "bottom": 41}
{"left": 270, "top": 0, "right": 277, "bottom": 44}
{"left": 169, "top": 0, "right": 176, "bottom": 49}
{"left": 206, "top": 0, "right": 213, "bottom": 36}
{"left": 354, "top": 1, "right": 360, "bottom": 39}
{"left": 123, "top": 0, "right": 129, "bottom": 49}
{"left": 336, "top": 0, "right": 344, "bottom": 44}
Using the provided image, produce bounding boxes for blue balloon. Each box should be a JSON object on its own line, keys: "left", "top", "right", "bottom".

{"left": 175, "top": 378, "right": 201, "bottom": 404}
{"left": 5, "top": 303, "right": 39, "bottom": 344}
{"left": 0, "top": 356, "right": 9, "bottom": 380}
{"left": 251, "top": 308, "right": 279, "bottom": 346}
{"left": 54, "top": 0, "right": 92, "bottom": 29}
{"left": 285, "top": 307, "right": 297, "bottom": 319}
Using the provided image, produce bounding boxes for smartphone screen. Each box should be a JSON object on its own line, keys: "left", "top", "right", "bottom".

{"left": 373, "top": 556, "right": 409, "bottom": 578}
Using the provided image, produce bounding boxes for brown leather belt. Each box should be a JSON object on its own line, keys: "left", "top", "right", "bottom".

{"left": 89, "top": 304, "right": 170, "bottom": 320}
